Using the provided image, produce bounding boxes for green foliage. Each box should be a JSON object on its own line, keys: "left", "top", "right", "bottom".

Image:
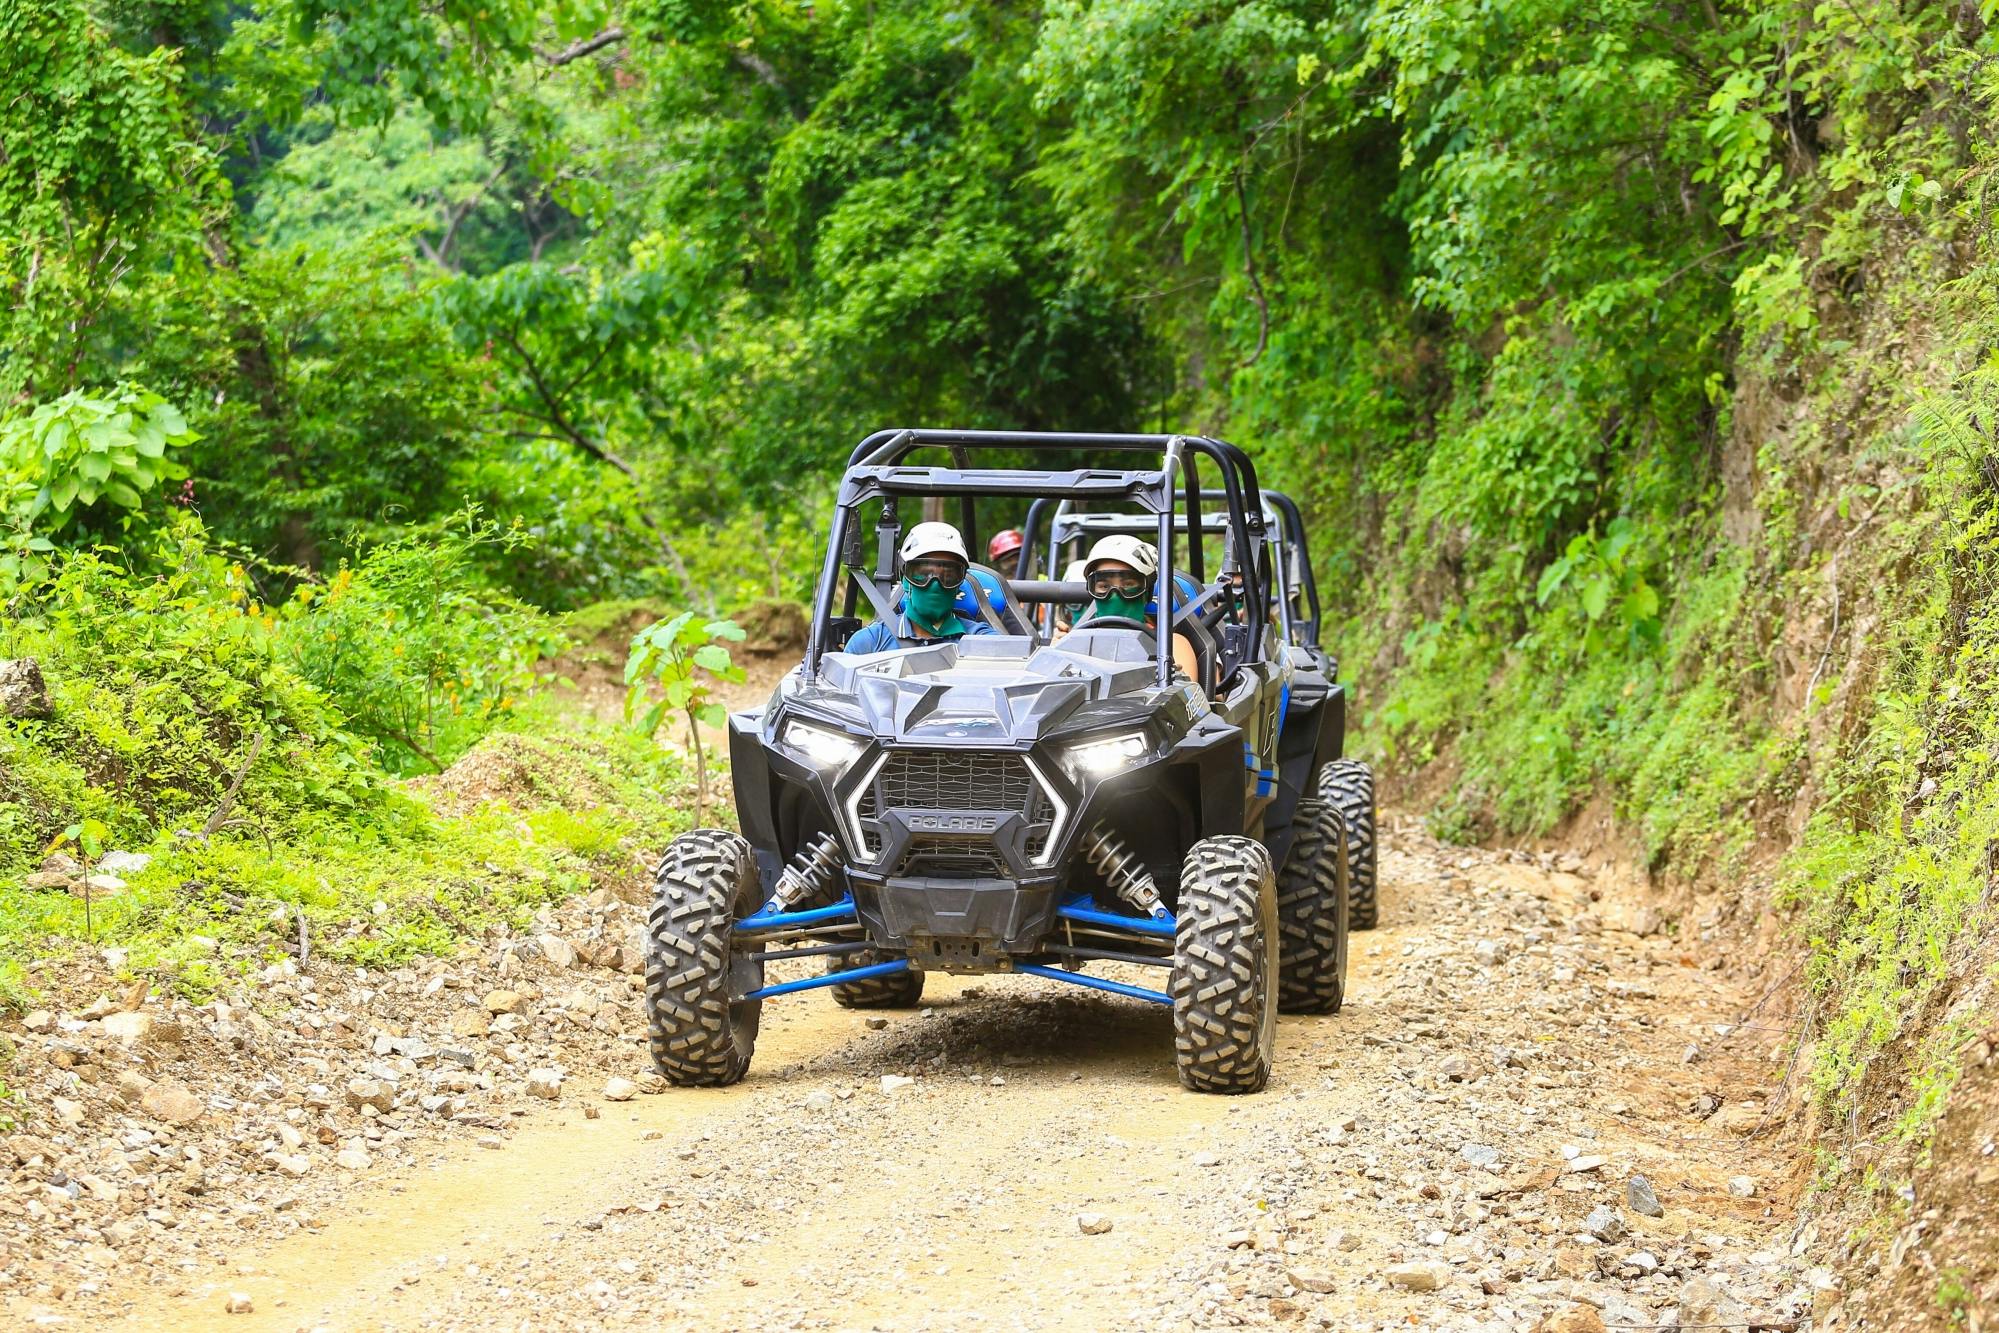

{"left": 1535, "top": 519, "right": 1664, "bottom": 657}
{"left": 0, "top": 0, "right": 211, "bottom": 401}
{"left": 277, "top": 510, "right": 561, "bottom": 773}
{"left": 0, "top": 384, "right": 199, "bottom": 585}
{"left": 625, "top": 611, "right": 745, "bottom": 823}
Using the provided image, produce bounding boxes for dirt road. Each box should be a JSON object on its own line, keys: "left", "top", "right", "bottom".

{"left": 72, "top": 817, "right": 1823, "bottom": 1333}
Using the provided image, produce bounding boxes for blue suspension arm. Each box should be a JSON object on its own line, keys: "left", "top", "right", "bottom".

{"left": 743, "top": 958, "right": 908, "bottom": 1001}
{"left": 736, "top": 897, "right": 859, "bottom": 935}
{"left": 1016, "top": 964, "right": 1170, "bottom": 1005}
{"left": 1055, "top": 895, "right": 1176, "bottom": 940}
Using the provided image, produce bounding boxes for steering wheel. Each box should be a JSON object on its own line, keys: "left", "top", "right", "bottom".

{"left": 1077, "top": 615, "right": 1151, "bottom": 631}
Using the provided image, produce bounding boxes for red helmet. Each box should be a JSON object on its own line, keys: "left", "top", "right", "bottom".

{"left": 988, "top": 528, "right": 1025, "bottom": 563}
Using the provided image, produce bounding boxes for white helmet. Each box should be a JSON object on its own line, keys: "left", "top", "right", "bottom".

{"left": 899, "top": 521, "right": 968, "bottom": 564}
{"left": 1083, "top": 534, "right": 1159, "bottom": 577}
{"left": 1060, "top": 559, "right": 1088, "bottom": 583}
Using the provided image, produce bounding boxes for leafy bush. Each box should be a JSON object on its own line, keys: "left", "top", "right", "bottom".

{"left": 0, "top": 384, "right": 199, "bottom": 585}
{"left": 277, "top": 509, "right": 563, "bottom": 773}
{"left": 0, "top": 514, "right": 381, "bottom": 872}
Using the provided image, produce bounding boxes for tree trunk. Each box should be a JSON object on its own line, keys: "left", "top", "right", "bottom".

{"left": 685, "top": 706, "right": 708, "bottom": 825}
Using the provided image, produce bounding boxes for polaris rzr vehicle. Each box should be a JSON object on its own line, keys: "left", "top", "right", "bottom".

{"left": 1020, "top": 488, "right": 1378, "bottom": 927}
{"left": 642, "top": 430, "right": 1374, "bottom": 1094}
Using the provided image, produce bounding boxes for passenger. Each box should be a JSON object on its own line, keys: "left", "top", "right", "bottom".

{"left": 1053, "top": 558, "right": 1088, "bottom": 632}
{"left": 845, "top": 522, "right": 998, "bottom": 654}
{"left": 987, "top": 528, "right": 1025, "bottom": 571}
{"left": 1062, "top": 536, "right": 1202, "bottom": 682}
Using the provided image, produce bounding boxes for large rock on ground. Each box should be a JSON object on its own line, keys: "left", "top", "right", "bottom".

{"left": 139, "top": 1084, "right": 205, "bottom": 1126}
{"left": 0, "top": 659, "right": 50, "bottom": 718}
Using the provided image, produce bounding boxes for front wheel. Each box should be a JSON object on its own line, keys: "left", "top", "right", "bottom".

{"left": 643, "top": 829, "right": 764, "bottom": 1086}
{"left": 1171, "top": 836, "right": 1279, "bottom": 1094}
{"left": 1318, "top": 760, "right": 1379, "bottom": 930}
{"left": 1274, "top": 798, "right": 1350, "bottom": 1015}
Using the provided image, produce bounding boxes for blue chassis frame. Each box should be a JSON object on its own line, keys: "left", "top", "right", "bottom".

{"left": 734, "top": 894, "right": 1175, "bottom": 1005}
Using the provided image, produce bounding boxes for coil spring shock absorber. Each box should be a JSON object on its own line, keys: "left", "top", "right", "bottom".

{"left": 1080, "top": 821, "right": 1163, "bottom": 916}
{"left": 772, "top": 831, "right": 843, "bottom": 911}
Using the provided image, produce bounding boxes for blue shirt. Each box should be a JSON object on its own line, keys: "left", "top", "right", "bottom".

{"left": 845, "top": 612, "right": 996, "bottom": 655}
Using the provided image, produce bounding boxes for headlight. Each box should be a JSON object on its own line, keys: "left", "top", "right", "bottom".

{"left": 782, "top": 719, "right": 865, "bottom": 768}
{"left": 1065, "top": 730, "right": 1149, "bottom": 777}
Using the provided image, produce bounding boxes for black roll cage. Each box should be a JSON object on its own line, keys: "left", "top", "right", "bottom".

{"left": 807, "top": 429, "right": 1274, "bottom": 689}
{"left": 1020, "top": 487, "right": 1323, "bottom": 646}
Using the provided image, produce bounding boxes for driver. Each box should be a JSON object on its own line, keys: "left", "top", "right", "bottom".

{"left": 845, "top": 522, "right": 998, "bottom": 654}
{"left": 1067, "top": 535, "right": 1201, "bottom": 681}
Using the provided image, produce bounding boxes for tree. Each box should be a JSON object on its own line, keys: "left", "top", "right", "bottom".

{"left": 624, "top": 614, "right": 746, "bottom": 824}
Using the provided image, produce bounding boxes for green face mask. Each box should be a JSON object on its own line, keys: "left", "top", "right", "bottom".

{"left": 1090, "top": 591, "right": 1149, "bottom": 623}
{"left": 902, "top": 577, "right": 960, "bottom": 631}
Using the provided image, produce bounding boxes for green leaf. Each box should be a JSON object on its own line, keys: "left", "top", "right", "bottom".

{"left": 703, "top": 619, "right": 747, "bottom": 641}
{"left": 1621, "top": 582, "right": 1661, "bottom": 622}
{"left": 104, "top": 481, "right": 142, "bottom": 508}
{"left": 149, "top": 402, "right": 189, "bottom": 437}
{"left": 694, "top": 701, "right": 728, "bottom": 728}
{"left": 1579, "top": 576, "right": 1611, "bottom": 620}
{"left": 691, "top": 643, "right": 733, "bottom": 673}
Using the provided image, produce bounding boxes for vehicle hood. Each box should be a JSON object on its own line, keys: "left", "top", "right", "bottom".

{"left": 777, "top": 634, "right": 1178, "bottom": 745}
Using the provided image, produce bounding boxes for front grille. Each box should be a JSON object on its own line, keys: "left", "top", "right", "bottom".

{"left": 858, "top": 751, "right": 1043, "bottom": 821}
{"left": 878, "top": 750, "right": 1036, "bottom": 812}
{"left": 900, "top": 837, "right": 1007, "bottom": 878}
{"left": 853, "top": 749, "right": 1056, "bottom": 868}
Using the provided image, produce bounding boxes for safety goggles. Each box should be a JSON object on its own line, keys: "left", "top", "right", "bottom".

{"left": 903, "top": 558, "right": 967, "bottom": 590}
{"left": 1086, "top": 568, "right": 1150, "bottom": 599}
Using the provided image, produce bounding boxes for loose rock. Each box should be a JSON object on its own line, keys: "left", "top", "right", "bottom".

{"left": 1534, "top": 1305, "right": 1606, "bottom": 1333}
{"left": 1384, "top": 1261, "right": 1451, "bottom": 1292}
{"left": 1584, "top": 1204, "right": 1627, "bottom": 1243}
{"left": 1625, "top": 1173, "right": 1664, "bottom": 1217}
{"left": 483, "top": 989, "right": 528, "bottom": 1015}
{"left": 527, "top": 1069, "right": 563, "bottom": 1099}
{"left": 1674, "top": 1276, "right": 1746, "bottom": 1328}
{"left": 602, "top": 1077, "right": 638, "bottom": 1102}
{"left": 139, "top": 1083, "right": 204, "bottom": 1126}
{"left": 0, "top": 658, "right": 50, "bottom": 718}
{"left": 1076, "top": 1212, "right": 1113, "bottom": 1235}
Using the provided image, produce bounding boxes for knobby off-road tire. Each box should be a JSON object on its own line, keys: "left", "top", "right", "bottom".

{"left": 1318, "top": 759, "right": 1379, "bottom": 930}
{"left": 828, "top": 948, "right": 925, "bottom": 1008}
{"left": 1274, "top": 798, "right": 1350, "bottom": 1015}
{"left": 1171, "top": 836, "right": 1279, "bottom": 1095}
{"left": 644, "top": 829, "right": 764, "bottom": 1087}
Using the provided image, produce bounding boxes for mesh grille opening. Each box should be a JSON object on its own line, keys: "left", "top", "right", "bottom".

{"left": 900, "top": 837, "right": 1007, "bottom": 878}
{"left": 856, "top": 748, "right": 1056, "bottom": 866}
{"left": 879, "top": 750, "right": 1035, "bottom": 810}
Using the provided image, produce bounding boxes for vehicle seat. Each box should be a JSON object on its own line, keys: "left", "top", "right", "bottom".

{"left": 956, "top": 565, "right": 1030, "bottom": 634}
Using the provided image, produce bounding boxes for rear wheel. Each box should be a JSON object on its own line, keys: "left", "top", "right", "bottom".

{"left": 644, "top": 829, "right": 764, "bottom": 1087}
{"left": 1318, "top": 760, "right": 1379, "bottom": 930}
{"left": 1274, "top": 798, "right": 1350, "bottom": 1015}
{"left": 1171, "top": 836, "right": 1279, "bottom": 1094}
{"left": 829, "top": 949, "right": 926, "bottom": 1008}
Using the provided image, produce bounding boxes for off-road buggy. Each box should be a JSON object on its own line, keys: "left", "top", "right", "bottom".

{"left": 642, "top": 430, "right": 1375, "bottom": 1094}
{"left": 1019, "top": 487, "right": 1378, "bottom": 927}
